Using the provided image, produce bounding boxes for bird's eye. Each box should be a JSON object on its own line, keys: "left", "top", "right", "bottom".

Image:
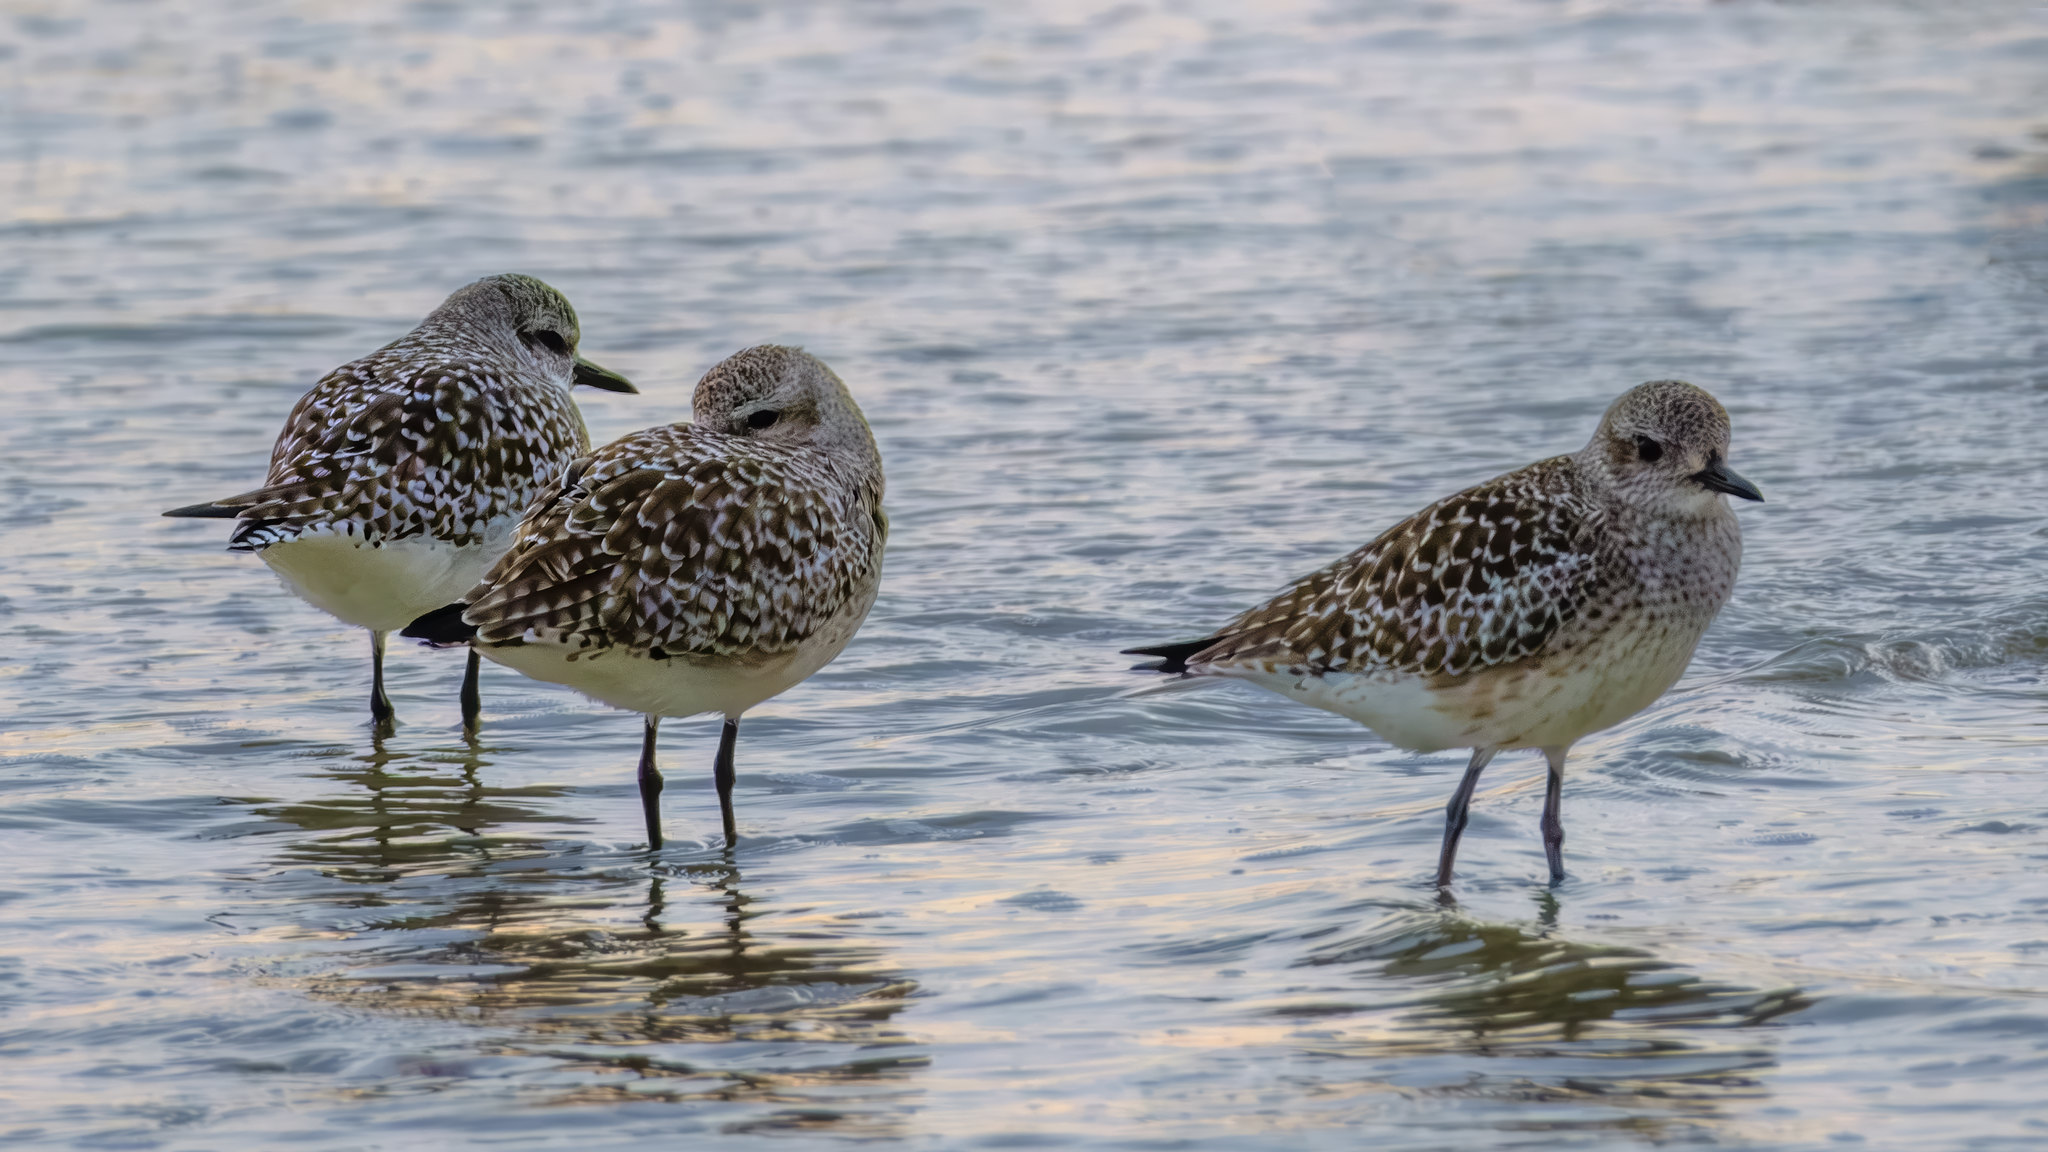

{"left": 1635, "top": 435, "right": 1664, "bottom": 463}
{"left": 524, "top": 329, "right": 570, "bottom": 356}
{"left": 745, "top": 409, "right": 779, "bottom": 430}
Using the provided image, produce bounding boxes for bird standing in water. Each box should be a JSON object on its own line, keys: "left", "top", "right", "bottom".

{"left": 1127, "top": 380, "right": 1762, "bottom": 886}
{"left": 405, "top": 345, "right": 887, "bottom": 850}
{"left": 164, "top": 274, "right": 636, "bottom": 728}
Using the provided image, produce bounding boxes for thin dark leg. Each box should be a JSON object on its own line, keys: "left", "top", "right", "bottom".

{"left": 639, "top": 715, "right": 665, "bottom": 849}
{"left": 369, "top": 630, "right": 395, "bottom": 725}
{"left": 1436, "top": 747, "right": 1496, "bottom": 888}
{"left": 714, "top": 717, "right": 739, "bottom": 849}
{"left": 460, "top": 647, "right": 482, "bottom": 728}
{"left": 1540, "top": 746, "right": 1569, "bottom": 885}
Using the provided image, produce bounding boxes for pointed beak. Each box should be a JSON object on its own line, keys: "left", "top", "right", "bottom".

{"left": 572, "top": 357, "right": 637, "bottom": 393}
{"left": 1692, "top": 456, "right": 1764, "bottom": 502}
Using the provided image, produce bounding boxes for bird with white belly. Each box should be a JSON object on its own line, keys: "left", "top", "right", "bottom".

{"left": 164, "top": 274, "right": 636, "bottom": 727}
{"left": 403, "top": 345, "right": 887, "bottom": 850}
{"left": 1126, "top": 379, "right": 1763, "bottom": 886}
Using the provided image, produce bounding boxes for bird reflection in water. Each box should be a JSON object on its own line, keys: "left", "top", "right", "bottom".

{"left": 1286, "top": 893, "right": 1809, "bottom": 1138}
{"left": 252, "top": 733, "right": 923, "bottom": 1136}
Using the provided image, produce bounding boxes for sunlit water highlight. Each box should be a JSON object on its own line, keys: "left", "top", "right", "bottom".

{"left": 4, "top": 0, "right": 2048, "bottom": 1148}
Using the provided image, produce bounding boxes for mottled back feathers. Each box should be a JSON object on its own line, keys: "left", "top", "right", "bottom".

{"left": 1139, "top": 379, "right": 1758, "bottom": 688}
{"left": 176, "top": 274, "right": 623, "bottom": 551}
{"left": 222, "top": 351, "right": 592, "bottom": 549}
{"left": 459, "top": 423, "right": 887, "bottom": 660}
{"left": 1187, "top": 458, "right": 1610, "bottom": 679}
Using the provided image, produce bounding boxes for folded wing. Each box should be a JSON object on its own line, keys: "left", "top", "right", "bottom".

{"left": 1188, "top": 459, "right": 1609, "bottom": 680}
{"left": 460, "top": 424, "right": 886, "bottom": 659}
{"left": 192, "top": 356, "right": 589, "bottom": 550}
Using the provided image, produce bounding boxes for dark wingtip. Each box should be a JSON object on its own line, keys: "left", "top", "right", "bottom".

{"left": 402, "top": 603, "right": 478, "bottom": 647}
{"left": 162, "top": 501, "right": 245, "bottom": 519}
{"left": 1120, "top": 637, "right": 1219, "bottom": 675}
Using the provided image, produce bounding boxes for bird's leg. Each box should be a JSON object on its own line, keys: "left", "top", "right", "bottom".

{"left": 714, "top": 717, "right": 740, "bottom": 849}
{"left": 639, "top": 715, "right": 665, "bottom": 850}
{"left": 460, "top": 647, "right": 482, "bottom": 729}
{"left": 1540, "top": 746, "right": 1569, "bottom": 885}
{"left": 1437, "top": 747, "right": 1497, "bottom": 888}
{"left": 369, "top": 630, "right": 395, "bottom": 725}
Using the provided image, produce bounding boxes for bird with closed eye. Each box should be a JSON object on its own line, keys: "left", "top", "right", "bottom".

{"left": 405, "top": 345, "right": 887, "bottom": 850}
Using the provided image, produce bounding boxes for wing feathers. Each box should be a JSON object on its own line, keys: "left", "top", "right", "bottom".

{"left": 462, "top": 425, "right": 884, "bottom": 659}
{"left": 219, "top": 349, "right": 591, "bottom": 549}
{"left": 1187, "top": 457, "right": 1607, "bottom": 680}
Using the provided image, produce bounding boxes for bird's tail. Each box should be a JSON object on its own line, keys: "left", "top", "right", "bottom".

{"left": 403, "top": 603, "right": 478, "bottom": 647}
{"left": 162, "top": 493, "right": 289, "bottom": 551}
{"left": 1120, "top": 636, "right": 1222, "bottom": 675}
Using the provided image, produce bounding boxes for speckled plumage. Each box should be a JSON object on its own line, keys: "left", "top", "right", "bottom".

{"left": 409, "top": 344, "right": 886, "bottom": 849}
{"left": 207, "top": 276, "right": 614, "bottom": 551}
{"left": 1191, "top": 457, "right": 1607, "bottom": 682}
{"left": 461, "top": 418, "right": 886, "bottom": 660}
{"left": 222, "top": 349, "right": 592, "bottom": 551}
{"left": 165, "top": 273, "right": 634, "bottom": 725}
{"left": 1128, "top": 380, "right": 1763, "bottom": 885}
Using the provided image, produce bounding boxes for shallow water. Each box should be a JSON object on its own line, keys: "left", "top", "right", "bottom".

{"left": 4, "top": 0, "right": 2048, "bottom": 1147}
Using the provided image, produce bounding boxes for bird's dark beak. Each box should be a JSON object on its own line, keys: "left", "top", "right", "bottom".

{"left": 1692, "top": 456, "right": 1764, "bottom": 502}
{"left": 572, "top": 357, "right": 637, "bottom": 393}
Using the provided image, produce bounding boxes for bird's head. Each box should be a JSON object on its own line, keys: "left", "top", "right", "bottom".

{"left": 1585, "top": 379, "right": 1762, "bottom": 515}
{"left": 692, "top": 344, "right": 878, "bottom": 467}
{"left": 428, "top": 274, "right": 635, "bottom": 394}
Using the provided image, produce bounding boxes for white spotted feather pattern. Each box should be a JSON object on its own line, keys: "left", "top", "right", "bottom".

{"left": 220, "top": 342, "right": 591, "bottom": 551}
{"left": 459, "top": 423, "right": 888, "bottom": 659}
{"left": 1194, "top": 457, "right": 1614, "bottom": 679}
{"left": 1131, "top": 379, "right": 1760, "bottom": 884}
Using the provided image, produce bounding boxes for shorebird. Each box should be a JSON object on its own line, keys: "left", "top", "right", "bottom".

{"left": 1126, "top": 380, "right": 1762, "bottom": 886}
{"left": 403, "top": 345, "right": 887, "bottom": 850}
{"left": 163, "top": 274, "right": 636, "bottom": 727}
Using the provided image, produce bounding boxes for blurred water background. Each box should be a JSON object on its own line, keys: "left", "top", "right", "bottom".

{"left": 4, "top": 0, "right": 2048, "bottom": 1147}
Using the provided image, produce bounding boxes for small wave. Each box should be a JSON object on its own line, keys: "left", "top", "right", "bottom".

{"left": 1742, "top": 601, "right": 2048, "bottom": 686}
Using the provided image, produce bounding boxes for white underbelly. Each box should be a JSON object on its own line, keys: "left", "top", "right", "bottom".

{"left": 479, "top": 584, "right": 877, "bottom": 719}
{"left": 1261, "top": 670, "right": 1480, "bottom": 753}
{"left": 260, "top": 520, "right": 514, "bottom": 633}
{"left": 480, "top": 643, "right": 808, "bottom": 719}
{"left": 1226, "top": 619, "right": 1707, "bottom": 753}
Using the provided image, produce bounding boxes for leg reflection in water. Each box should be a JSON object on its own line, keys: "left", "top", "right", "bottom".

{"left": 252, "top": 734, "right": 923, "bottom": 1136}
{"left": 256, "top": 728, "right": 576, "bottom": 885}
{"left": 1281, "top": 894, "right": 1809, "bottom": 1140}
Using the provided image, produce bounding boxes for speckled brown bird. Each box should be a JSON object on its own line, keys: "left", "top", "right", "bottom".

{"left": 163, "top": 274, "right": 636, "bottom": 727}
{"left": 1126, "top": 380, "right": 1763, "bottom": 886}
{"left": 404, "top": 345, "right": 887, "bottom": 850}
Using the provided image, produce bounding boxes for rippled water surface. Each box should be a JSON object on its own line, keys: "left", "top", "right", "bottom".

{"left": 5, "top": 1, "right": 2048, "bottom": 1147}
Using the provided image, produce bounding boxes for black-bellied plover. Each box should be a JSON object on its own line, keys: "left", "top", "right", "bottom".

{"left": 1126, "top": 380, "right": 1762, "bottom": 886}
{"left": 164, "top": 274, "right": 636, "bottom": 727}
{"left": 403, "top": 345, "right": 886, "bottom": 850}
